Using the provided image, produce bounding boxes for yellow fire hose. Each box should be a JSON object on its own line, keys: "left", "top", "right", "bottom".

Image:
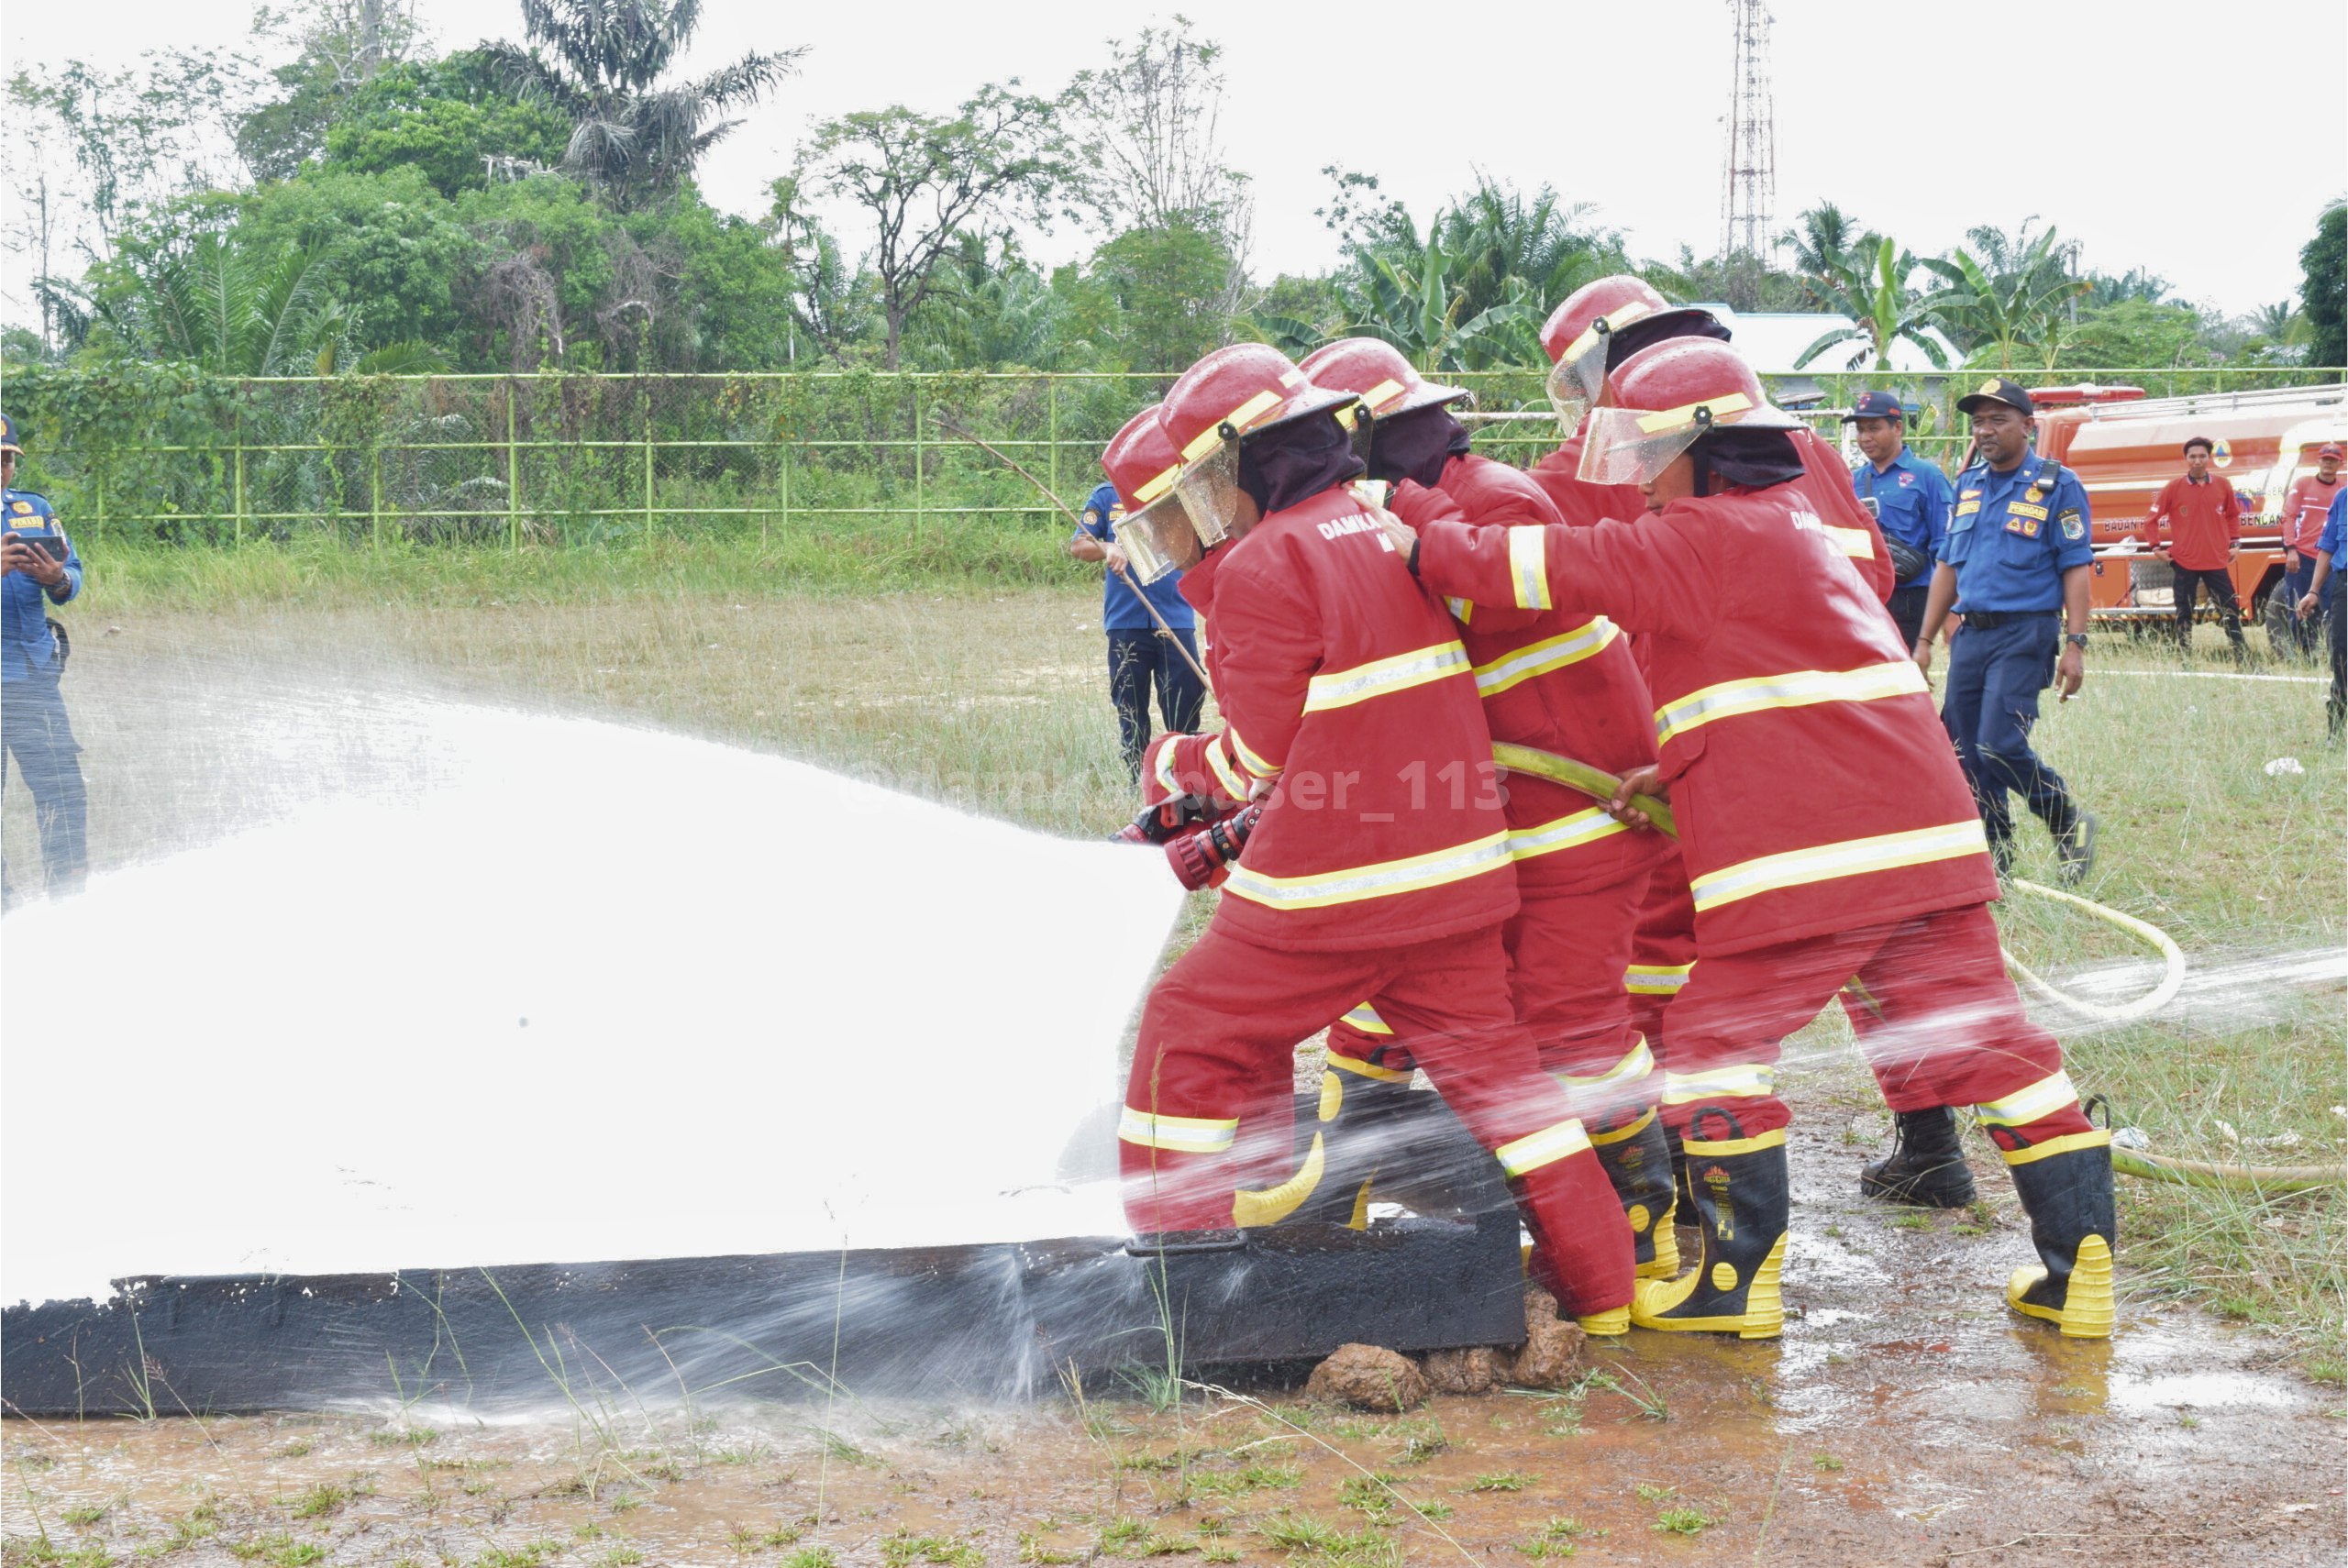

{"left": 1492, "top": 744, "right": 2343, "bottom": 1194}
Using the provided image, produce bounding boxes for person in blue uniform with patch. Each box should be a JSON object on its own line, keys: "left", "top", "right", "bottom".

{"left": 1844, "top": 390, "right": 1955, "bottom": 650}
{"left": 2295, "top": 486, "right": 2346, "bottom": 737}
{"left": 1, "top": 411, "right": 89, "bottom": 903}
{"left": 1913, "top": 379, "right": 2097, "bottom": 882}
{"left": 1065, "top": 479, "right": 1203, "bottom": 780}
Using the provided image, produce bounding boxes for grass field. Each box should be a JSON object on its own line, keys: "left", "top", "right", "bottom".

{"left": 9, "top": 539, "right": 2344, "bottom": 1370}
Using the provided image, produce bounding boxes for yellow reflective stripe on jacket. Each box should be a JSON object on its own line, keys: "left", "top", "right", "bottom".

{"left": 1823, "top": 525, "right": 1874, "bottom": 558}
{"left": 1624, "top": 962, "right": 1694, "bottom": 995}
{"left": 1224, "top": 831, "right": 1511, "bottom": 911}
{"left": 1509, "top": 805, "right": 1629, "bottom": 862}
{"left": 1662, "top": 1062, "right": 1775, "bottom": 1105}
{"left": 1302, "top": 640, "right": 1470, "bottom": 712}
{"left": 1495, "top": 1116, "right": 1591, "bottom": 1176}
{"left": 1976, "top": 1069, "right": 2081, "bottom": 1128}
{"left": 1473, "top": 617, "right": 1619, "bottom": 698}
{"left": 1227, "top": 725, "right": 1281, "bottom": 779}
{"left": 1654, "top": 658, "right": 1927, "bottom": 748}
{"left": 1117, "top": 1107, "right": 1238, "bottom": 1154}
{"left": 1508, "top": 527, "right": 1553, "bottom": 611}
{"left": 1152, "top": 739, "right": 1182, "bottom": 801}
{"left": 1205, "top": 738, "right": 1248, "bottom": 801}
{"left": 1689, "top": 819, "right": 1987, "bottom": 912}
{"left": 1338, "top": 1002, "right": 1393, "bottom": 1036}
{"left": 1561, "top": 1037, "right": 1656, "bottom": 1094}
{"left": 1445, "top": 596, "right": 1476, "bottom": 624}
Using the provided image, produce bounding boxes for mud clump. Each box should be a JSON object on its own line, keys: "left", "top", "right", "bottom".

{"left": 1422, "top": 1346, "right": 1505, "bottom": 1395}
{"left": 1505, "top": 1286, "right": 1588, "bottom": 1390}
{"left": 1306, "top": 1344, "right": 1431, "bottom": 1410}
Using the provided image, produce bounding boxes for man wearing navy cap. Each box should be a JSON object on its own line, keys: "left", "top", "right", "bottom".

{"left": 0, "top": 411, "right": 89, "bottom": 902}
{"left": 1845, "top": 391, "right": 1955, "bottom": 649}
{"left": 1913, "top": 379, "right": 2097, "bottom": 883}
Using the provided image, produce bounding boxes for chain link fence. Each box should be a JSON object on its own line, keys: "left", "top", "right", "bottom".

{"left": 3, "top": 366, "right": 2335, "bottom": 547}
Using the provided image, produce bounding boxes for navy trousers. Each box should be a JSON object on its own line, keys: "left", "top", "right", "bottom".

{"left": 1942, "top": 614, "right": 2079, "bottom": 850}
{"left": 2, "top": 671, "right": 89, "bottom": 900}
{"left": 1107, "top": 626, "right": 1206, "bottom": 781}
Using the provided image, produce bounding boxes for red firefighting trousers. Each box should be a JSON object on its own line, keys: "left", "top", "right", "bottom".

{"left": 1623, "top": 849, "right": 1698, "bottom": 1069}
{"left": 1121, "top": 921, "right": 1634, "bottom": 1317}
{"left": 1656, "top": 903, "right": 2093, "bottom": 1151}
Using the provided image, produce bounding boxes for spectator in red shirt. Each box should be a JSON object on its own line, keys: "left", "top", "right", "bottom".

{"left": 2278, "top": 442, "right": 2343, "bottom": 657}
{"left": 2141, "top": 436, "right": 2247, "bottom": 657}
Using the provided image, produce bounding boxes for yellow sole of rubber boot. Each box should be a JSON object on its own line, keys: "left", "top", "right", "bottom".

{"left": 1629, "top": 1235, "right": 1787, "bottom": 1340}
{"left": 2006, "top": 1234, "right": 2115, "bottom": 1340}
{"left": 1577, "top": 1307, "right": 1631, "bottom": 1337}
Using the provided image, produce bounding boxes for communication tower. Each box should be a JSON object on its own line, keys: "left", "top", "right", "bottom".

{"left": 1720, "top": 0, "right": 1778, "bottom": 258}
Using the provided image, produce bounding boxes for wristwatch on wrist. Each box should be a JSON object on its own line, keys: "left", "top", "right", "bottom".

{"left": 2066, "top": 633, "right": 2089, "bottom": 649}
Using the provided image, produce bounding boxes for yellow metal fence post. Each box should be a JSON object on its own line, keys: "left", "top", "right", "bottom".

{"left": 644, "top": 387, "right": 655, "bottom": 543}
{"left": 506, "top": 383, "right": 519, "bottom": 553}
{"left": 232, "top": 408, "right": 246, "bottom": 547}
{"left": 371, "top": 446, "right": 382, "bottom": 552}
{"left": 914, "top": 379, "right": 925, "bottom": 538}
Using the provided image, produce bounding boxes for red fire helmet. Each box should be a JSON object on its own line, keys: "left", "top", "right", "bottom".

{"left": 1296, "top": 337, "right": 1467, "bottom": 420}
{"left": 1159, "top": 343, "right": 1357, "bottom": 468}
{"left": 1577, "top": 338, "right": 1798, "bottom": 489}
{"left": 1101, "top": 404, "right": 1185, "bottom": 513}
{"left": 1540, "top": 275, "right": 1725, "bottom": 437}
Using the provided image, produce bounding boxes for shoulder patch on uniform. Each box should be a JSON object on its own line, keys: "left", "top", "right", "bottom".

{"left": 1082, "top": 508, "right": 1102, "bottom": 525}
{"left": 2061, "top": 511, "right": 2086, "bottom": 541}
{"left": 8, "top": 500, "right": 29, "bottom": 513}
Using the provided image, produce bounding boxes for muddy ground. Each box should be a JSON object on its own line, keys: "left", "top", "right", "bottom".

{"left": 6, "top": 1067, "right": 2344, "bottom": 1568}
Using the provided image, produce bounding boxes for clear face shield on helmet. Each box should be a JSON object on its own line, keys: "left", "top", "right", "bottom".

{"left": 1545, "top": 337, "right": 1610, "bottom": 439}
{"left": 1169, "top": 439, "right": 1244, "bottom": 548}
{"left": 1111, "top": 491, "right": 1202, "bottom": 584}
{"left": 1575, "top": 393, "right": 1800, "bottom": 488}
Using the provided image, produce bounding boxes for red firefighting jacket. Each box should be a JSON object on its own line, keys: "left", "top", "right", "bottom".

{"left": 1531, "top": 427, "right": 1896, "bottom": 600}
{"left": 2281, "top": 474, "right": 2343, "bottom": 558}
{"left": 1147, "top": 483, "right": 1517, "bottom": 954}
{"left": 1394, "top": 453, "right": 1668, "bottom": 895}
{"left": 1415, "top": 482, "right": 1997, "bottom": 956}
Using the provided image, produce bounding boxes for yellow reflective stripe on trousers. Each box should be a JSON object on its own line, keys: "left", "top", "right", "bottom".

{"left": 1473, "top": 617, "right": 1619, "bottom": 697}
{"left": 1662, "top": 1062, "right": 1775, "bottom": 1105}
{"left": 1510, "top": 805, "right": 1629, "bottom": 862}
{"left": 1654, "top": 659, "right": 1928, "bottom": 748}
{"left": 1496, "top": 1116, "right": 1590, "bottom": 1176}
{"left": 1338, "top": 1002, "right": 1393, "bottom": 1036}
{"left": 1303, "top": 640, "right": 1470, "bottom": 712}
{"left": 1508, "top": 526, "right": 1553, "bottom": 611}
{"left": 1328, "top": 1052, "right": 1411, "bottom": 1083}
{"left": 1205, "top": 738, "right": 1249, "bottom": 801}
{"left": 2000, "top": 1127, "right": 2110, "bottom": 1167}
{"left": 1226, "top": 725, "right": 1281, "bottom": 779}
{"left": 1117, "top": 1107, "right": 1238, "bottom": 1154}
{"left": 1976, "top": 1069, "right": 2081, "bottom": 1128}
{"left": 1224, "top": 831, "right": 1511, "bottom": 911}
{"left": 1689, "top": 819, "right": 1988, "bottom": 912}
{"left": 1624, "top": 962, "right": 1694, "bottom": 995}
{"left": 1561, "top": 1037, "right": 1656, "bottom": 1095}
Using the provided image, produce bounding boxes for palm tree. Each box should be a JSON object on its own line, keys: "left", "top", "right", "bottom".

{"left": 1784, "top": 202, "right": 1874, "bottom": 288}
{"left": 1329, "top": 220, "right": 1541, "bottom": 372}
{"left": 1434, "top": 180, "right": 1623, "bottom": 325}
{"left": 1795, "top": 236, "right": 1947, "bottom": 372}
{"left": 103, "top": 235, "right": 442, "bottom": 375}
{"left": 1921, "top": 228, "right": 2089, "bottom": 369}
{"left": 485, "top": 0, "right": 801, "bottom": 209}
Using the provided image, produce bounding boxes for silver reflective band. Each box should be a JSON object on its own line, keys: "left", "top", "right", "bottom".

{"left": 1655, "top": 660, "right": 1928, "bottom": 746}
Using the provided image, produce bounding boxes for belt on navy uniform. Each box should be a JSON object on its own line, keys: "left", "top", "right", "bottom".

{"left": 1958, "top": 610, "right": 2058, "bottom": 631}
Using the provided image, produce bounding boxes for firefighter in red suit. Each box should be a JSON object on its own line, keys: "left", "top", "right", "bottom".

{"left": 1294, "top": 337, "right": 1678, "bottom": 1283}
{"left": 1528, "top": 278, "right": 1972, "bottom": 1214}
{"left": 1402, "top": 339, "right": 2119, "bottom": 1342}
{"left": 1113, "top": 343, "right": 1635, "bottom": 1330}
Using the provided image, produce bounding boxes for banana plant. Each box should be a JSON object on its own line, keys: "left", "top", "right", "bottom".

{"left": 1920, "top": 229, "right": 2089, "bottom": 370}
{"left": 1795, "top": 236, "right": 1948, "bottom": 372}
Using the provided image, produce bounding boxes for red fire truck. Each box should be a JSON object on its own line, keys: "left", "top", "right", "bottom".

{"left": 2028, "top": 382, "right": 2348, "bottom": 647}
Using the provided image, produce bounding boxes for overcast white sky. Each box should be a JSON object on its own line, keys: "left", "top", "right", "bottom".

{"left": 6, "top": 0, "right": 2345, "bottom": 315}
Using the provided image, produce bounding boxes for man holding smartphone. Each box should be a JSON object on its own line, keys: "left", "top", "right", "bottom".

{"left": 1, "top": 411, "right": 89, "bottom": 902}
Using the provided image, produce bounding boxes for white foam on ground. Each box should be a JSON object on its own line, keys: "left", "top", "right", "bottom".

{"left": 2, "top": 705, "right": 1183, "bottom": 1307}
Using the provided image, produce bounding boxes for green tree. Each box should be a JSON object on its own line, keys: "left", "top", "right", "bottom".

{"left": 1783, "top": 202, "right": 1874, "bottom": 284}
{"left": 323, "top": 53, "right": 570, "bottom": 196}
{"left": 1432, "top": 180, "right": 1626, "bottom": 326}
{"left": 1078, "top": 222, "right": 1231, "bottom": 371}
{"left": 1795, "top": 235, "right": 1948, "bottom": 371}
{"left": 1641, "top": 245, "right": 1810, "bottom": 313}
{"left": 2051, "top": 299, "right": 2211, "bottom": 370}
{"left": 1329, "top": 219, "right": 1540, "bottom": 372}
{"left": 229, "top": 166, "right": 478, "bottom": 347}
{"left": 483, "top": 0, "right": 800, "bottom": 209}
{"left": 797, "top": 83, "right": 1074, "bottom": 370}
{"left": 2302, "top": 199, "right": 2345, "bottom": 375}
{"left": 1921, "top": 227, "right": 2088, "bottom": 369}
{"left": 94, "top": 230, "right": 438, "bottom": 373}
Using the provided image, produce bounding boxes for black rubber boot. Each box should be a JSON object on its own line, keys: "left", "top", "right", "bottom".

{"left": 1589, "top": 1110, "right": 1680, "bottom": 1280}
{"left": 1633, "top": 1116, "right": 1789, "bottom": 1340}
{"left": 2056, "top": 808, "right": 2099, "bottom": 886}
{"left": 1860, "top": 1108, "right": 1978, "bottom": 1209}
{"left": 1265, "top": 1063, "right": 1416, "bottom": 1228}
{"left": 2003, "top": 1134, "right": 2118, "bottom": 1339}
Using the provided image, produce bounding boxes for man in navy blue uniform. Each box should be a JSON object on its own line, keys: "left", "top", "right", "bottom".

{"left": 1066, "top": 479, "right": 1204, "bottom": 779}
{"left": 2296, "top": 487, "right": 2347, "bottom": 737}
{"left": 1, "top": 411, "right": 89, "bottom": 903}
{"left": 1845, "top": 391, "right": 1955, "bottom": 650}
{"left": 1913, "top": 379, "right": 2097, "bottom": 883}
